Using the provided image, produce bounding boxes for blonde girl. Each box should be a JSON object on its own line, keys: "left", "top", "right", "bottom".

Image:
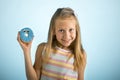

{"left": 17, "top": 7, "right": 87, "bottom": 80}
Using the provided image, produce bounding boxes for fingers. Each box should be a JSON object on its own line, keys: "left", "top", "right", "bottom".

{"left": 17, "top": 32, "right": 25, "bottom": 46}
{"left": 17, "top": 32, "right": 22, "bottom": 44}
{"left": 17, "top": 32, "right": 20, "bottom": 42}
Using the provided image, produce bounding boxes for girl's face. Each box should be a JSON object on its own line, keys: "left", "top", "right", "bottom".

{"left": 55, "top": 17, "right": 76, "bottom": 49}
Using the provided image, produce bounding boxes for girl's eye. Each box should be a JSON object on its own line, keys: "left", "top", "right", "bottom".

{"left": 59, "top": 29, "right": 64, "bottom": 33}
{"left": 69, "top": 28, "right": 74, "bottom": 32}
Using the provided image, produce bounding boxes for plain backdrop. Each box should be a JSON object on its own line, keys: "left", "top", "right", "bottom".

{"left": 0, "top": 0, "right": 120, "bottom": 80}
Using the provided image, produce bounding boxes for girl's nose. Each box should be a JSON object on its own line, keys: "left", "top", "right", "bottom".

{"left": 63, "top": 31, "right": 70, "bottom": 39}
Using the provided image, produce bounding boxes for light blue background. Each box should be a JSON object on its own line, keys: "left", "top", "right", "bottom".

{"left": 0, "top": 0, "right": 120, "bottom": 80}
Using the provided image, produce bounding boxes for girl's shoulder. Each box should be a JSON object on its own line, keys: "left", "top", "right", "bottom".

{"left": 38, "top": 42, "right": 47, "bottom": 47}
{"left": 38, "top": 42, "right": 47, "bottom": 48}
{"left": 36, "top": 42, "right": 47, "bottom": 56}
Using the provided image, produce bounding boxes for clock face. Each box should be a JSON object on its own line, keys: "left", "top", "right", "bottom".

{"left": 20, "top": 27, "right": 34, "bottom": 43}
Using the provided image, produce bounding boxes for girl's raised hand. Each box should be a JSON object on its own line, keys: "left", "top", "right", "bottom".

{"left": 17, "top": 32, "right": 33, "bottom": 53}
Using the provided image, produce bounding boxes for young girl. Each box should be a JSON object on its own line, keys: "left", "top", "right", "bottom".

{"left": 17, "top": 7, "right": 87, "bottom": 80}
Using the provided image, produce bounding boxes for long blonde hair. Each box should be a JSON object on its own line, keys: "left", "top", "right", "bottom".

{"left": 43, "top": 7, "right": 85, "bottom": 71}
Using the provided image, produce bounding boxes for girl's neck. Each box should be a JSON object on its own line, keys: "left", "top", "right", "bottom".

{"left": 55, "top": 46, "right": 72, "bottom": 53}
{"left": 55, "top": 42, "right": 72, "bottom": 52}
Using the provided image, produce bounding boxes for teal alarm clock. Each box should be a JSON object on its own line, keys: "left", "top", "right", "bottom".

{"left": 20, "top": 27, "right": 34, "bottom": 43}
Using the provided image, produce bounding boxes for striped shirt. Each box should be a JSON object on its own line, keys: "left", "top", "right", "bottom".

{"left": 41, "top": 46, "right": 78, "bottom": 80}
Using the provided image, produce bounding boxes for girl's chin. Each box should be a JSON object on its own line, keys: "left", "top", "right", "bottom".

{"left": 56, "top": 41, "right": 72, "bottom": 48}
{"left": 60, "top": 43, "right": 71, "bottom": 48}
